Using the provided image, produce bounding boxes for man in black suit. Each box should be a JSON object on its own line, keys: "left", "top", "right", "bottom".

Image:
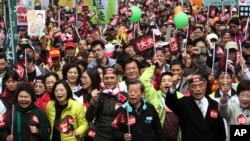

{"left": 165, "top": 72, "right": 226, "bottom": 141}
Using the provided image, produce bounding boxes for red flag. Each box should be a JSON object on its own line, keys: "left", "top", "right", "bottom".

{"left": 236, "top": 50, "right": 241, "bottom": 67}
{"left": 127, "top": 32, "right": 134, "bottom": 42}
{"left": 66, "top": 31, "right": 75, "bottom": 42}
{"left": 46, "top": 56, "right": 54, "bottom": 69}
{"left": 216, "top": 46, "right": 224, "bottom": 58}
{"left": 14, "top": 63, "right": 25, "bottom": 80}
{"left": 169, "top": 37, "right": 179, "bottom": 53}
{"left": 219, "top": 12, "right": 230, "bottom": 22}
{"left": 110, "top": 16, "right": 119, "bottom": 26}
{"left": 226, "top": 60, "right": 235, "bottom": 72}
{"left": 135, "top": 34, "right": 154, "bottom": 52}
{"left": 60, "top": 33, "right": 67, "bottom": 42}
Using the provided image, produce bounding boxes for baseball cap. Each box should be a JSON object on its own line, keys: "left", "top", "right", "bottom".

{"left": 206, "top": 33, "right": 218, "bottom": 41}
{"left": 242, "top": 40, "right": 250, "bottom": 48}
{"left": 225, "top": 41, "right": 238, "bottom": 50}
{"left": 65, "top": 41, "right": 76, "bottom": 49}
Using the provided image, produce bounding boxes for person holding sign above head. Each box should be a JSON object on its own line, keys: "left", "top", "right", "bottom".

{"left": 165, "top": 71, "right": 226, "bottom": 141}
{"left": 35, "top": 12, "right": 46, "bottom": 36}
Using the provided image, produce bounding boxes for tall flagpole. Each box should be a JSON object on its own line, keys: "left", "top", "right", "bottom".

{"left": 8, "top": 0, "right": 15, "bottom": 65}
{"left": 225, "top": 48, "right": 229, "bottom": 83}
{"left": 211, "top": 43, "right": 216, "bottom": 75}
{"left": 11, "top": 105, "right": 14, "bottom": 136}
{"left": 126, "top": 107, "right": 131, "bottom": 134}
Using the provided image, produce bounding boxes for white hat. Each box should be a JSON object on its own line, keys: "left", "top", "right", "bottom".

{"left": 206, "top": 33, "right": 218, "bottom": 41}
{"left": 225, "top": 41, "right": 238, "bottom": 50}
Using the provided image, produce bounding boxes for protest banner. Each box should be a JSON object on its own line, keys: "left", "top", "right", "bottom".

{"left": 239, "top": 0, "right": 250, "bottom": 16}
{"left": 3, "top": 1, "right": 18, "bottom": 65}
{"left": 16, "top": 5, "right": 28, "bottom": 26}
{"left": 84, "top": 0, "right": 118, "bottom": 24}
{"left": 27, "top": 10, "right": 46, "bottom": 36}
{"left": 17, "top": 0, "right": 34, "bottom": 10}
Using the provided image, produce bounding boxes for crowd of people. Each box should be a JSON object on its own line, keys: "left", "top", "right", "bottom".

{"left": 0, "top": 0, "right": 250, "bottom": 141}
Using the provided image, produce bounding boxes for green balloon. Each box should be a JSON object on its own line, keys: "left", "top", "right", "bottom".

{"left": 128, "top": 6, "right": 142, "bottom": 23}
{"left": 174, "top": 12, "right": 189, "bottom": 29}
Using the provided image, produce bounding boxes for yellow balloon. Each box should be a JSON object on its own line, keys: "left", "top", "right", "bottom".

{"left": 117, "top": 26, "right": 128, "bottom": 37}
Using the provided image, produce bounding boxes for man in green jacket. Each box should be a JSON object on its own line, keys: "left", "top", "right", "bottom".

{"left": 140, "top": 65, "right": 183, "bottom": 141}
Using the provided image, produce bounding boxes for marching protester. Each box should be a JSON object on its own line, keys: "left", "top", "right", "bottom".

{"left": 2, "top": 82, "right": 50, "bottom": 141}
{"left": 219, "top": 79, "right": 250, "bottom": 141}
{"left": 111, "top": 80, "right": 163, "bottom": 141}
{"left": 46, "top": 80, "right": 88, "bottom": 141}
{"left": 1, "top": 0, "right": 250, "bottom": 141}
{"left": 86, "top": 66, "right": 127, "bottom": 141}
{"left": 0, "top": 70, "right": 19, "bottom": 141}
{"left": 140, "top": 65, "right": 183, "bottom": 141}
{"left": 165, "top": 71, "right": 226, "bottom": 141}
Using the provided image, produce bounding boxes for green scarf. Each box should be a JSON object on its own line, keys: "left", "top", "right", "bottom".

{"left": 16, "top": 104, "right": 50, "bottom": 141}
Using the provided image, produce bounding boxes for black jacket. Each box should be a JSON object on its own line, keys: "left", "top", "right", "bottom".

{"left": 86, "top": 92, "right": 127, "bottom": 141}
{"left": 111, "top": 100, "right": 163, "bottom": 141}
{"left": 165, "top": 91, "right": 226, "bottom": 141}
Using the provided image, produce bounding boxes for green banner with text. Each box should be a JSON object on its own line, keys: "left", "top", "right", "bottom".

{"left": 3, "top": 0, "right": 18, "bottom": 65}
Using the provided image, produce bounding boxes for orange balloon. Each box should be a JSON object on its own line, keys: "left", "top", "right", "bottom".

{"left": 193, "top": 0, "right": 202, "bottom": 7}
{"left": 192, "top": 6, "right": 198, "bottom": 14}
{"left": 174, "top": 6, "right": 183, "bottom": 15}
